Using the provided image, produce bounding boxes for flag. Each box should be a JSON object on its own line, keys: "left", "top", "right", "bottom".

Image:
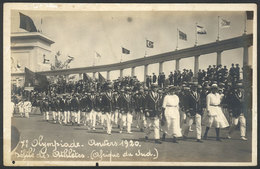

{"left": 24, "top": 67, "right": 35, "bottom": 87}
{"left": 146, "top": 39, "right": 154, "bottom": 48}
{"left": 95, "top": 52, "right": 101, "bottom": 58}
{"left": 43, "top": 58, "right": 50, "bottom": 64}
{"left": 43, "top": 54, "right": 50, "bottom": 64}
{"left": 122, "top": 47, "right": 130, "bottom": 54}
{"left": 98, "top": 72, "right": 106, "bottom": 84}
{"left": 179, "top": 30, "right": 187, "bottom": 41}
{"left": 34, "top": 73, "right": 49, "bottom": 90}
{"left": 246, "top": 11, "right": 253, "bottom": 20}
{"left": 19, "top": 12, "right": 37, "bottom": 32}
{"left": 196, "top": 25, "right": 207, "bottom": 34}
{"left": 24, "top": 67, "right": 49, "bottom": 90}
{"left": 220, "top": 18, "right": 231, "bottom": 28}
{"left": 83, "top": 73, "right": 91, "bottom": 82}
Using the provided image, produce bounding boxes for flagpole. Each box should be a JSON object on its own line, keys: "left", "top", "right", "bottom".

{"left": 41, "top": 18, "right": 43, "bottom": 33}
{"left": 195, "top": 22, "right": 198, "bottom": 46}
{"left": 93, "top": 51, "right": 96, "bottom": 66}
{"left": 217, "top": 16, "right": 220, "bottom": 41}
{"left": 244, "top": 12, "right": 247, "bottom": 35}
{"left": 176, "top": 28, "right": 179, "bottom": 50}
{"left": 144, "top": 38, "right": 147, "bottom": 57}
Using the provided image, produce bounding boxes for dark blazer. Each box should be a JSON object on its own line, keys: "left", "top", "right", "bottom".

{"left": 187, "top": 91, "right": 203, "bottom": 116}
{"left": 59, "top": 99, "right": 65, "bottom": 112}
{"left": 228, "top": 89, "right": 245, "bottom": 117}
{"left": 102, "top": 92, "right": 114, "bottom": 113}
{"left": 87, "top": 95, "right": 96, "bottom": 111}
{"left": 118, "top": 93, "right": 134, "bottom": 113}
{"left": 80, "top": 97, "right": 88, "bottom": 112}
{"left": 113, "top": 94, "right": 120, "bottom": 110}
{"left": 64, "top": 99, "right": 71, "bottom": 112}
{"left": 70, "top": 98, "right": 80, "bottom": 112}
{"left": 144, "top": 91, "right": 162, "bottom": 117}
{"left": 134, "top": 93, "right": 145, "bottom": 112}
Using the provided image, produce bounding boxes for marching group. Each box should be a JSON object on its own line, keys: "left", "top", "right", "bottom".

{"left": 12, "top": 64, "right": 250, "bottom": 144}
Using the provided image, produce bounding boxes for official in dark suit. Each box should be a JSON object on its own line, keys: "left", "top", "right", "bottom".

{"left": 183, "top": 83, "right": 203, "bottom": 142}
{"left": 152, "top": 73, "right": 157, "bottom": 83}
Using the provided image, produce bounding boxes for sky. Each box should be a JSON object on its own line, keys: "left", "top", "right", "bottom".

{"left": 11, "top": 10, "right": 253, "bottom": 81}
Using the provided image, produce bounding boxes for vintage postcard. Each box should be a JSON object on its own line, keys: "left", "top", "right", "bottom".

{"left": 3, "top": 3, "right": 257, "bottom": 166}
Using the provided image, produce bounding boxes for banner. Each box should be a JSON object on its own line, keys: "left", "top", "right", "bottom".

{"left": 19, "top": 12, "right": 37, "bottom": 32}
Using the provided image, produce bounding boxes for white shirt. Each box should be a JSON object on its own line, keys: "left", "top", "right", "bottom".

{"left": 162, "top": 95, "right": 179, "bottom": 108}
{"left": 206, "top": 93, "right": 221, "bottom": 110}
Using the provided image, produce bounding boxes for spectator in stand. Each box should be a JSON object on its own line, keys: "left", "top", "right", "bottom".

{"left": 152, "top": 73, "right": 157, "bottom": 84}
{"left": 169, "top": 72, "right": 174, "bottom": 85}
{"left": 173, "top": 70, "right": 178, "bottom": 86}
{"left": 235, "top": 64, "right": 240, "bottom": 81}
{"left": 161, "top": 72, "right": 166, "bottom": 88}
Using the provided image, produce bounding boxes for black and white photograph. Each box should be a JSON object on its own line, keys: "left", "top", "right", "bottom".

{"left": 3, "top": 3, "right": 257, "bottom": 166}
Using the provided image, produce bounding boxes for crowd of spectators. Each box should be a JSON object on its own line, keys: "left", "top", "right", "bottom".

{"left": 11, "top": 64, "right": 251, "bottom": 108}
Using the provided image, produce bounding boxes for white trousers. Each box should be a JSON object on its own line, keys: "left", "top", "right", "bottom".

{"left": 25, "top": 111, "right": 30, "bottom": 118}
{"left": 100, "top": 113, "right": 107, "bottom": 126}
{"left": 229, "top": 114, "right": 246, "bottom": 137}
{"left": 120, "top": 112, "right": 133, "bottom": 132}
{"left": 106, "top": 112, "right": 112, "bottom": 134}
{"left": 64, "top": 111, "right": 69, "bottom": 124}
{"left": 183, "top": 114, "right": 202, "bottom": 139}
{"left": 52, "top": 111, "right": 57, "bottom": 121}
{"left": 76, "top": 111, "right": 81, "bottom": 124}
{"left": 145, "top": 117, "right": 160, "bottom": 139}
{"left": 45, "top": 111, "right": 49, "bottom": 120}
{"left": 112, "top": 110, "right": 119, "bottom": 125}
{"left": 136, "top": 111, "right": 146, "bottom": 129}
{"left": 90, "top": 110, "right": 97, "bottom": 127}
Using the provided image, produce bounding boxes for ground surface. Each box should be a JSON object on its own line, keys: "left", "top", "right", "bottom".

{"left": 11, "top": 114, "right": 252, "bottom": 163}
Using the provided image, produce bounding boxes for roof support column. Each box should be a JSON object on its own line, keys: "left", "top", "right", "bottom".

{"left": 131, "top": 67, "right": 135, "bottom": 77}
{"left": 144, "top": 64, "right": 148, "bottom": 82}
{"left": 93, "top": 72, "right": 96, "bottom": 79}
{"left": 176, "top": 59, "right": 180, "bottom": 71}
{"left": 120, "top": 69, "right": 124, "bottom": 78}
{"left": 194, "top": 55, "right": 200, "bottom": 79}
{"left": 217, "top": 51, "right": 222, "bottom": 66}
{"left": 243, "top": 45, "right": 249, "bottom": 67}
{"left": 159, "top": 61, "right": 164, "bottom": 73}
{"left": 107, "top": 70, "right": 110, "bottom": 80}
